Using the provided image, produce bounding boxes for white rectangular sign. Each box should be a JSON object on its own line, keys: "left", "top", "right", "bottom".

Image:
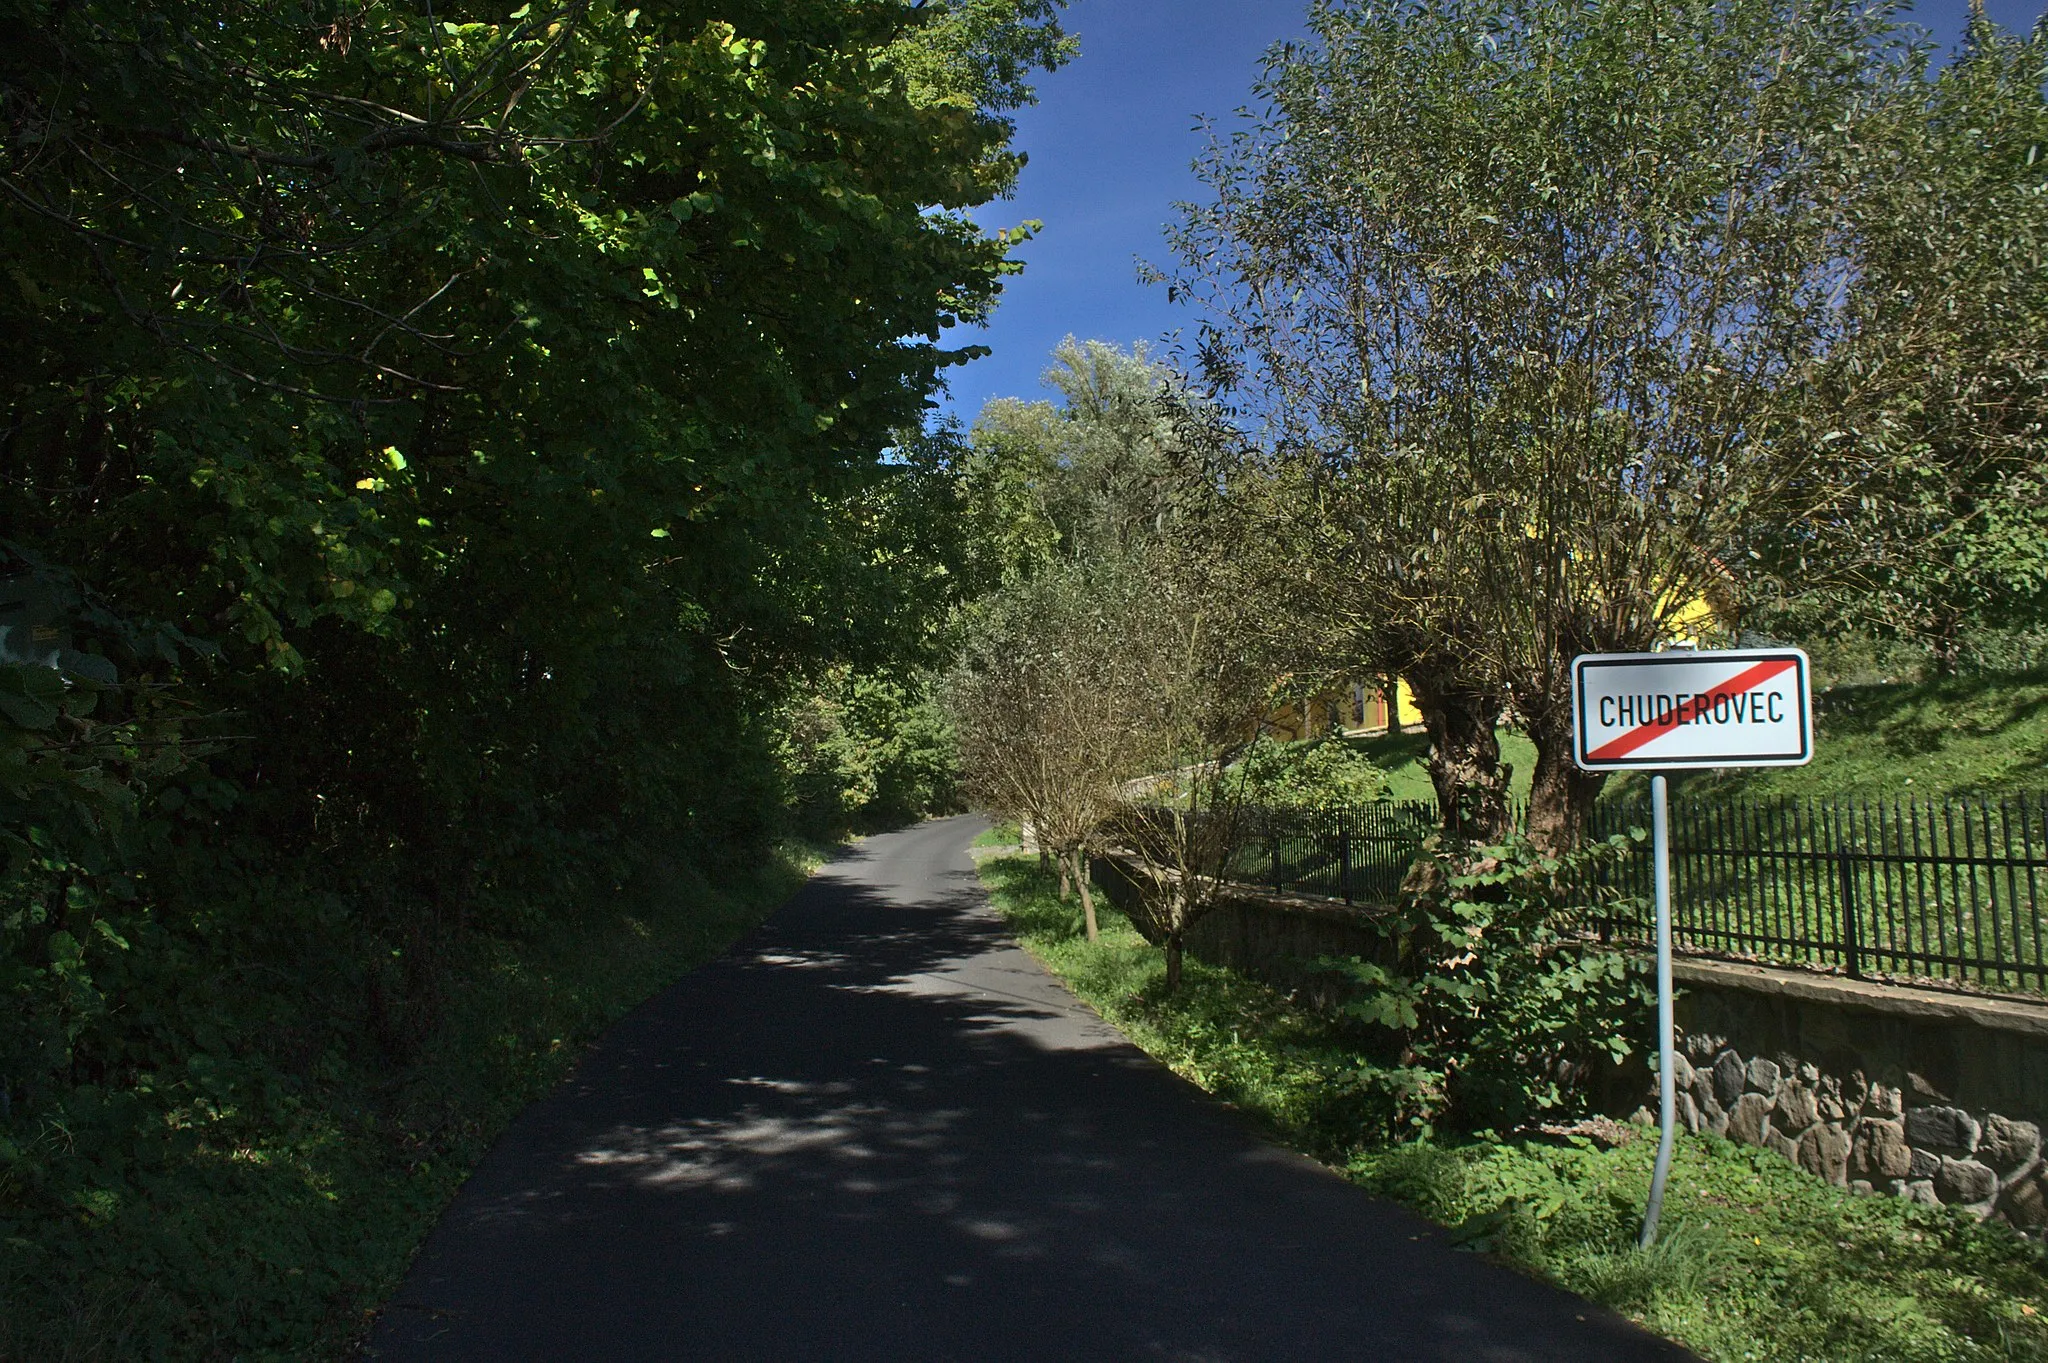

{"left": 1572, "top": 648, "right": 1813, "bottom": 771}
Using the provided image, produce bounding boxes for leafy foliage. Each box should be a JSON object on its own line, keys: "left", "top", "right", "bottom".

{"left": 1756, "top": 19, "right": 2048, "bottom": 671}
{"left": 1161, "top": 0, "right": 2033, "bottom": 849}
{"left": 0, "top": 0, "right": 1067, "bottom": 1349}
{"left": 1235, "top": 734, "right": 1390, "bottom": 810}
{"left": 778, "top": 668, "right": 962, "bottom": 836}
{"left": 1325, "top": 832, "right": 1654, "bottom": 1137}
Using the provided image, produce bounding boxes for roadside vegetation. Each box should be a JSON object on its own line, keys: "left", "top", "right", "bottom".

{"left": 0, "top": 842, "right": 824, "bottom": 1359}
{"left": 979, "top": 855, "right": 2048, "bottom": 1363}
{"left": 2, "top": 2, "right": 1067, "bottom": 1355}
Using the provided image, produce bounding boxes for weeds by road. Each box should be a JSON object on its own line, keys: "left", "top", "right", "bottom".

{"left": 0, "top": 841, "right": 828, "bottom": 1361}
{"left": 978, "top": 853, "right": 2048, "bottom": 1363}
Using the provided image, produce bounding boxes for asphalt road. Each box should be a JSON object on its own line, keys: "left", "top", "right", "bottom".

{"left": 366, "top": 815, "right": 1690, "bottom": 1362}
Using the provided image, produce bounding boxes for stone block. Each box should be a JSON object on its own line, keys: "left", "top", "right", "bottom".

{"left": 1999, "top": 1169, "right": 2048, "bottom": 1230}
{"left": 1690, "top": 1069, "right": 1717, "bottom": 1111}
{"left": 1850, "top": 1179, "right": 1874, "bottom": 1196}
{"left": 1713, "top": 1049, "right": 1747, "bottom": 1109}
{"left": 1979, "top": 1115, "right": 2042, "bottom": 1175}
{"left": 1747, "top": 1056, "right": 1783, "bottom": 1095}
{"left": 1910, "top": 1146, "right": 1942, "bottom": 1181}
{"left": 1799, "top": 1123, "right": 1852, "bottom": 1186}
{"left": 1677, "top": 1090, "right": 1701, "bottom": 1135}
{"left": 1767, "top": 1128, "right": 1801, "bottom": 1165}
{"left": 1852, "top": 1118, "right": 1913, "bottom": 1181}
{"left": 1906, "top": 1179, "right": 1940, "bottom": 1207}
{"left": 1904, "top": 1105, "right": 1981, "bottom": 1156}
{"left": 1774, "top": 1079, "right": 1820, "bottom": 1133}
{"left": 1799, "top": 1061, "right": 1821, "bottom": 1085}
{"left": 1864, "top": 1083, "right": 1903, "bottom": 1120}
{"left": 1667, "top": 1050, "right": 1695, "bottom": 1094}
{"left": 1908, "top": 1070, "right": 1954, "bottom": 1105}
{"left": 1727, "top": 1091, "right": 1773, "bottom": 1147}
{"left": 1845, "top": 1069, "right": 1870, "bottom": 1110}
{"left": 1936, "top": 1156, "right": 1998, "bottom": 1207}
{"left": 1703, "top": 1094, "right": 1729, "bottom": 1138}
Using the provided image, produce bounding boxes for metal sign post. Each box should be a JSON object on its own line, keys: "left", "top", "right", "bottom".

{"left": 1570, "top": 648, "right": 1813, "bottom": 1248}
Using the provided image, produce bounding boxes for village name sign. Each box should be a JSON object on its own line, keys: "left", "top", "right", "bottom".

{"left": 1571, "top": 646, "right": 1814, "bottom": 1248}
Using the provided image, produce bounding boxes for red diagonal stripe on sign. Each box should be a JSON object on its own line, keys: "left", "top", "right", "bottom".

{"left": 1586, "top": 657, "right": 1798, "bottom": 762}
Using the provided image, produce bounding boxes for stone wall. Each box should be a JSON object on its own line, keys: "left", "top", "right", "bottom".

{"left": 1089, "top": 855, "right": 2048, "bottom": 1234}
{"left": 1089, "top": 853, "right": 1390, "bottom": 1011}
{"left": 1661, "top": 962, "right": 2048, "bottom": 1235}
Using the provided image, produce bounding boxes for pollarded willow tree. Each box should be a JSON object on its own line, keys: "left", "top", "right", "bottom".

{"left": 1165, "top": 0, "right": 1914, "bottom": 850}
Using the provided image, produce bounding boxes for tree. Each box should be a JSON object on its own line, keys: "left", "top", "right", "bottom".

{"left": 957, "top": 338, "right": 1186, "bottom": 586}
{"left": 1166, "top": 0, "right": 1908, "bottom": 849}
{"left": 947, "top": 557, "right": 1156, "bottom": 940}
{"left": 1756, "top": 14, "right": 2048, "bottom": 672}
{"left": 0, "top": 0, "right": 1071, "bottom": 1139}
{"left": 1102, "top": 546, "right": 1277, "bottom": 991}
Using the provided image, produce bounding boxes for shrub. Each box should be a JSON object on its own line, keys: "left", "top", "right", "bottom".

{"left": 1236, "top": 734, "right": 1390, "bottom": 809}
{"left": 1325, "top": 831, "right": 1653, "bottom": 1137}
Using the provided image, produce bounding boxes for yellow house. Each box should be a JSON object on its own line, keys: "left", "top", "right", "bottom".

{"left": 1268, "top": 678, "right": 1423, "bottom": 740}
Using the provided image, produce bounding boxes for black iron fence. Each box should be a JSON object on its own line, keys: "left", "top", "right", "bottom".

{"left": 1230, "top": 802, "right": 1440, "bottom": 905}
{"left": 1230, "top": 791, "right": 2048, "bottom": 997}
{"left": 1591, "top": 791, "right": 2048, "bottom": 996}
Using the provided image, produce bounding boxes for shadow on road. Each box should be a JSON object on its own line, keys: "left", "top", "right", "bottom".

{"left": 369, "top": 818, "right": 1688, "bottom": 1362}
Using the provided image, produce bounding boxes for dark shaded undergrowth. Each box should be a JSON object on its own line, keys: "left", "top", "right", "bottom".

{"left": 0, "top": 843, "right": 824, "bottom": 1361}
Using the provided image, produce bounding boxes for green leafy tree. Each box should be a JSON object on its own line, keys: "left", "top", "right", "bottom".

{"left": 0, "top": 0, "right": 1070, "bottom": 1258}
{"left": 1757, "top": 15, "right": 2048, "bottom": 672}
{"left": 957, "top": 338, "right": 1185, "bottom": 583}
{"left": 1167, "top": 0, "right": 1909, "bottom": 849}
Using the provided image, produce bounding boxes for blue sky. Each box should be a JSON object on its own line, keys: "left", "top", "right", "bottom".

{"left": 937, "top": 0, "right": 2047, "bottom": 424}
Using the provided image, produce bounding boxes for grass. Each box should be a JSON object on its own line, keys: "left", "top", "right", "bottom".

{"left": 978, "top": 852, "right": 2048, "bottom": 1363}
{"left": 972, "top": 820, "right": 1021, "bottom": 848}
{"left": 1342, "top": 726, "right": 1539, "bottom": 806}
{"left": 0, "top": 840, "right": 826, "bottom": 1361}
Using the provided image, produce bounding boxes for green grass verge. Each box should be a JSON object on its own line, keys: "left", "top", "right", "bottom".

{"left": 978, "top": 854, "right": 2048, "bottom": 1363}
{"left": 0, "top": 841, "right": 825, "bottom": 1361}
{"left": 972, "top": 820, "right": 1021, "bottom": 848}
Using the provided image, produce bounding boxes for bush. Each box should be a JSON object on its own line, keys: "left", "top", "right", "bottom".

{"left": 1325, "top": 831, "right": 1654, "bottom": 1137}
{"left": 777, "top": 669, "right": 961, "bottom": 836}
{"left": 1235, "top": 734, "right": 1390, "bottom": 808}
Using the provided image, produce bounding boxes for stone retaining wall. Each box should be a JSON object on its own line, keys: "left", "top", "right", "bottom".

{"left": 1662, "top": 964, "right": 2048, "bottom": 1234}
{"left": 1087, "top": 854, "right": 2048, "bottom": 1233}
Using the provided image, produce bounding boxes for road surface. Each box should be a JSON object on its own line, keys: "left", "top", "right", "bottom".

{"left": 367, "top": 815, "right": 1688, "bottom": 1361}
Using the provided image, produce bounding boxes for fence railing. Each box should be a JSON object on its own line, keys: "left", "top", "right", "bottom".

{"left": 1229, "top": 802, "right": 1440, "bottom": 905}
{"left": 1591, "top": 792, "right": 2048, "bottom": 996}
{"left": 1227, "top": 791, "right": 2048, "bottom": 997}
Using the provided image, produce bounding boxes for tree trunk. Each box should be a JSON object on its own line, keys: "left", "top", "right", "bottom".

{"left": 1404, "top": 665, "right": 1513, "bottom": 842}
{"left": 1164, "top": 933, "right": 1184, "bottom": 992}
{"left": 1929, "top": 612, "right": 1964, "bottom": 677}
{"left": 1072, "top": 851, "right": 1100, "bottom": 942}
{"left": 1057, "top": 851, "right": 1072, "bottom": 901}
{"left": 1523, "top": 703, "right": 1607, "bottom": 854}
